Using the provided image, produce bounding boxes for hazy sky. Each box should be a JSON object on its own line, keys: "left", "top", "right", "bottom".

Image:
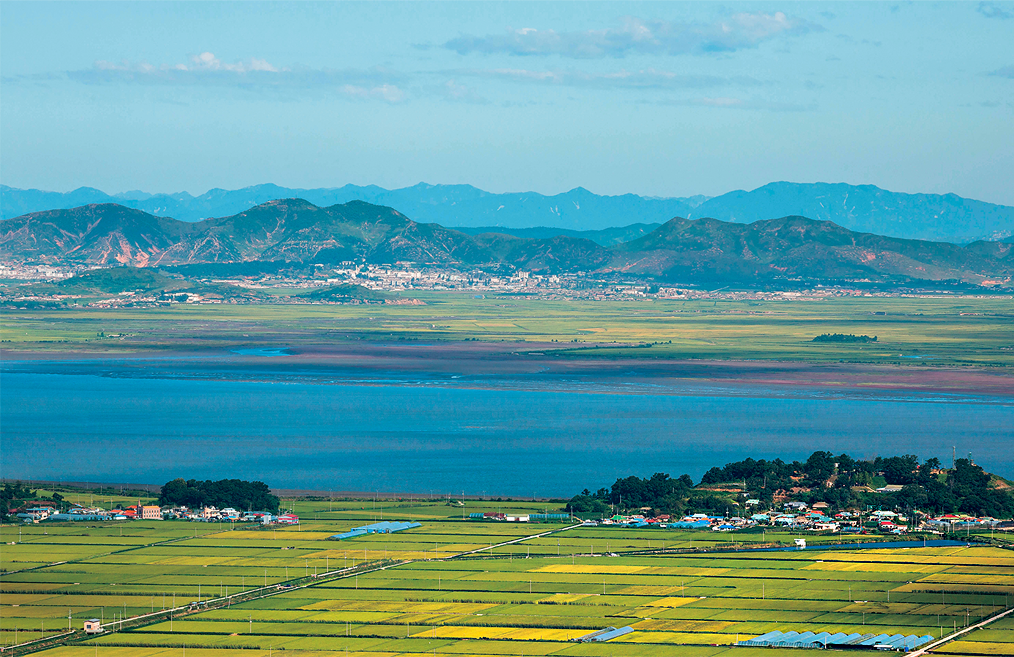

{"left": 2, "top": 1, "right": 1012, "bottom": 204}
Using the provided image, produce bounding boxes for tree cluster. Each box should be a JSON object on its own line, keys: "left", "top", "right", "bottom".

{"left": 1, "top": 482, "right": 37, "bottom": 519}
{"left": 891, "top": 459, "right": 1014, "bottom": 518}
{"left": 569, "top": 452, "right": 1014, "bottom": 519}
{"left": 158, "top": 478, "right": 279, "bottom": 513}
{"left": 1, "top": 482, "right": 36, "bottom": 504}
{"left": 812, "top": 333, "right": 877, "bottom": 343}
{"left": 568, "top": 473, "right": 697, "bottom": 516}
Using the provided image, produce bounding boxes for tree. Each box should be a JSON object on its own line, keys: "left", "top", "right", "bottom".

{"left": 803, "top": 451, "right": 835, "bottom": 487}
{"left": 881, "top": 455, "right": 920, "bottom": 485}
{"left": 607, "top": 473, "right": 694, "bottom": 514}
{"left": 566, "top": 495, "right": 609, "bottom": 514}
{"left": 836, "top": 453, "right": 857, "bottom": 473}
{"left": 917, "top": 458, "right": 942, "bottom": 483}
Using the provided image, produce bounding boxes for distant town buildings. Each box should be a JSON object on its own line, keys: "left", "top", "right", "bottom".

{"left": 6, "top": 260, "right": 1000, "bottom": 308}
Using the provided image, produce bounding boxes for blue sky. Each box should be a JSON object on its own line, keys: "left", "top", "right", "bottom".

{"left": 2, "top": 1, "right": 1012, "bottom": 204}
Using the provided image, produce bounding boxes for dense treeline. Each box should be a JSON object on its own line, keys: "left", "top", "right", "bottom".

{"left": 567, "top": 473, "right": 736, "bottom": 517}
{"left": 1, "top": 482, "right": 37, "bottom": 505}
{"left": 569, "top": 452, "right": 1014, "bottom": 518}
{"left": 159, "top": 478, "right": 279, "bottom": 513}
{"left": 813, "top": 333, "right": 877, "bottom": 343}
{"left": 1, "top": 482, "right": 38, "bottom": 521}
{"left": 1, "top": 482, "right": 66, "bottom": 521}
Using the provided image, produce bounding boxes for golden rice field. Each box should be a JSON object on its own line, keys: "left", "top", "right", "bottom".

{"left": 3, "top": 499, "right": 1013, "bottom": 656}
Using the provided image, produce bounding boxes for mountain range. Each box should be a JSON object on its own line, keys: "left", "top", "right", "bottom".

{"left": 2, "top": 200, "right": 1010, "bottom": 287}
{"left": 3, "top": 181, "right": 1011, "bottom": 244}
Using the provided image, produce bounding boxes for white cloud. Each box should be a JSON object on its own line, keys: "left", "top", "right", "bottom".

{"left": 444, "top": 13, "right": 823, "bottom": 58}
{"left": 93, "top": 52, "right": 281, "bottom": 75}
{"left": 67, "top": 53, "right": 405, "bottom": 100}
{"left": 696, "top": 97, "right": 745, "bottom": 107}
{"left": 340, "top": 84, "right": 406, "bottom": 103}
{"left": 438, "top": 80, "right": 489, "bottom": 104}
{"left": 454, "top": 67, "right": 762, "bottom": 90}
{"left": 668, "top": 96, "right": 813, "bottom": 111}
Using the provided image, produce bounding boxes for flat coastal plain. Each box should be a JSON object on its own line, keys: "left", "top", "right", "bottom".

{"left": 3, "top": 501, "right": 1014, "bottom": 657}
{"left": 3, "top": 294, "right": 1014, "bottom": 396}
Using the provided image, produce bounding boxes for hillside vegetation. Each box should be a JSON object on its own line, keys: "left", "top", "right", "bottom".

{"left": 2, "top": 200, "right": 1012, "bottom": 286}
{"left": 570, "top": 453, "right": 1014, "bottom": 519}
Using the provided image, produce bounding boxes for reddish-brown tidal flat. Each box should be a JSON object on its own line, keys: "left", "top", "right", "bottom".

{"left": 5, "top": 341, "right": 1013, "bottom": 398}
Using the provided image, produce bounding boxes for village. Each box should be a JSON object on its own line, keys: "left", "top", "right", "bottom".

{"left": 10, "top": 493, "right": 1013, "bottom": 540}
{"left": 461, "top": 502, "right": 1010, "bottom": 537}
{"left": 11, "top": 503, "right": 299, "bottom": 526}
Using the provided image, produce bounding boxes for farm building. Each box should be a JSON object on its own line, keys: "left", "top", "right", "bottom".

{"left": 576, "top": 626, "right": 635, "bottom": 642}
{"left": 328, "top": 521, "right": 421, "bottom": 541}
{"left": 738, "top": 630, "right": 934, "bottom": 650}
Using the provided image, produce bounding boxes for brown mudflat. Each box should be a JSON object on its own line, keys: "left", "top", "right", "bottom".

{"left": 6, "top": 341, "right": 1012, "bottom": 398}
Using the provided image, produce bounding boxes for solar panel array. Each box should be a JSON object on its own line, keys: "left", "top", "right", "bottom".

{"left": 738, "top": 629, "right": 934, "bottom": 650}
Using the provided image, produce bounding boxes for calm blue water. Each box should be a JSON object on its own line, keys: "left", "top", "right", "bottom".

{"left": 2, "top": 361, "right": 1012, "bottom": 496}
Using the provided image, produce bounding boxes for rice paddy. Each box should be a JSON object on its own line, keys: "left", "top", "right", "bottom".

{"left": 935, "top": 615, "right": 1014, "bottom": 655}
{"left": 3, "top": 499, "right": 1013, "bottom": 655}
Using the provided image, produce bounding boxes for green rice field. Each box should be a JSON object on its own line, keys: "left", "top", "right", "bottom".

{"left": 3, "top": 499, "right": 1013, "bottom": 655}
{"left": 934, "top": 615, "right": 1014, "bottom": 656}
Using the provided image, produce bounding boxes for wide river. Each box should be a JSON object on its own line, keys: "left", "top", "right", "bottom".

{"left": 2, "top": 355, "right": 1012, "bottom": 496}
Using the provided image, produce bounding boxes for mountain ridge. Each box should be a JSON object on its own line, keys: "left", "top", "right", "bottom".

{"left": 1, "top": 200, "right": 1010, "bottom": 287}
{"left": 689, "top": 182, "right": 1013, "bottom": 244}
{"left": 0, "top": 183, "right": 705, "bottom": 233}
{"left": 4, "top": 181, "right": 1010, "bottom": 243}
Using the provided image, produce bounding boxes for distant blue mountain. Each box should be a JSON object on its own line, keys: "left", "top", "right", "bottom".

{"left": 2, "top": 181, "right": 1011, "bottom": 242}
{"left": 0, "top": 183, "right": 705, "bottom": 232}
{"left": 691, "top": 182, "right": 1013, "bottom": 244}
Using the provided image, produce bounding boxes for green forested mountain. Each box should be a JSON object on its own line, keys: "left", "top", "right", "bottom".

{"left": 615, "top": 215, "right": 1013, "bottom": 284}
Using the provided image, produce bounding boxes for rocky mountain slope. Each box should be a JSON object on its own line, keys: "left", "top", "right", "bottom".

{"left": 2, "top": 200, "right": 1010, "bottom": 286}
{"left": 614, "top": 215, "right": 1013, "bottom": 284}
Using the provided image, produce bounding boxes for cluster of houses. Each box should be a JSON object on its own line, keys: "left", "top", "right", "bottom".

{"left": 570, "top": 501, "right": 881, "bottom": 534}
{"left": 468, "top": 512, "right": 571, "bottom": 523}
{"left": 13, "top": 501, "right": 1011, "bottom": 536}
{"left": 12, "top": 503, "right": 297, "bottom": 525}
{"left": 570, "top": 500, "right": 1011, "bottom": 535}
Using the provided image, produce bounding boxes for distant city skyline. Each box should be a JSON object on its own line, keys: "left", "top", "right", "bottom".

{"left": 2, "top": 1, "right": 1013, "bottom": 205}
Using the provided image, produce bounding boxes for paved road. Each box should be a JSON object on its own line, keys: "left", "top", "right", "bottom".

{"left": 906, "top": 606, "right": 1014, "bottom": 656}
